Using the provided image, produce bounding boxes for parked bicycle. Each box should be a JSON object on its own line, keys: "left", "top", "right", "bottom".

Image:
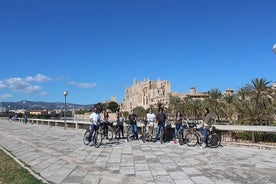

{"left": 110, "top": 121, "right": 124, "bottom": 140}
{"left": 101, "top": 121, "right": 114, "bottom": 141}
{"left": 126, "top": 123, "right": 138, "bottom": 142}
{"left": 184, "top": 122, "right": 221, "bottom": 148}
{"left": 141, "top": 121, "right": 155, "bottom": 143}
{"left": 83, "top": 124, "right": 103, "bottom": 148}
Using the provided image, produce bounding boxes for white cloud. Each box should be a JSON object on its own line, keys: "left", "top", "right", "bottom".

{"left": 1, "top": 94, "right": 12, "bottom": 99}
{"left": 25, "top": 74, "right": 51, "bottom": 82}
{"left": 69, "top": 81, "right": 96, "bottom": 88}
{"left": 0, "top": 74, "right": 51, "bottom": 94}
{"left": 40, "top": 91, "right": 48, "bottom": 96}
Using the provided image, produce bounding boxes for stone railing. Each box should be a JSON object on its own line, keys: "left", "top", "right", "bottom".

{"left": 4, "top": 117, "right": 276, "bottom": 147}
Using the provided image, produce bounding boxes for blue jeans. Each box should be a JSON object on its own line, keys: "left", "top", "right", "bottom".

{"left": 155, "top": 124, "right": 165, "bottom": 141}
{"left": 173, "top": 125, "right": 184, "bottom": 140}
{"left": 131, "top": 124, "right": 138, "bottom": 139}
{"left": 199, "top": 127, "right": 208, "bottom": 143}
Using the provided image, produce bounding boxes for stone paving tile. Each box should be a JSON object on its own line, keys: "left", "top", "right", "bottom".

{"left": 0, "top": 120, "right": 276, "bottom": 184}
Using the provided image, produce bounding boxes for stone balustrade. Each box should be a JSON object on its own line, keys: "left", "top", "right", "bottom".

{"left": 3, "top": 117, "right": 276, "bottom": 146}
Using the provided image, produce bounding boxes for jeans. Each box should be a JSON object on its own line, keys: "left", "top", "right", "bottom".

{"left": 131, "top": 124, "right": 138, "bottom": 139}
{"left": 155, "top": 124, "right": 165, "bottom": 141}
{"left": 173, "top": 125, "right": 184, "bottom": 140}
{"left": 199, "top": 127, "right": 208, "bottom": 143}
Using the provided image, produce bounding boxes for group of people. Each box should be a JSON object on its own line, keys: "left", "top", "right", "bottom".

{"left": 87, "top": 106, "right": 212, "bottom": 148}
{"left": 144, "top": 107, "right": 212, "bottom": 147}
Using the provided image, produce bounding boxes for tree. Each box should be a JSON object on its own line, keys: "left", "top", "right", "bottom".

{"left": 245, "top": 78, "right": 274, "bottom": 124}
{"left": 206, "top": 88, "right": 222, "bottom": 122}
{"left": 94, "top": 102, "right": 104, "bottom": 112}
{"left": 221, "top": 94, "right": 236, "bottom": 124}
{"left": 169, "top": 96, "right": 182, "bottom": 114}
{"left": 133, "top": 106, "right": 146, "bottom": 120}
{"left": 107, "top": 101, "right": 119, "bottom": 113}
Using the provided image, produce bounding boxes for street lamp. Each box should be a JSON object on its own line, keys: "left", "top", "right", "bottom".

{"left": 273, "top": 43, "right": 276, "bottom": 54}
{"left": 64, "top": 91, "right": 68, "bottom": 129}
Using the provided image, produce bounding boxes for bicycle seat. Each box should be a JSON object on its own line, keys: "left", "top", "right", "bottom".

{"left": 188, "top": 122, "right": 197, "bottom": 128}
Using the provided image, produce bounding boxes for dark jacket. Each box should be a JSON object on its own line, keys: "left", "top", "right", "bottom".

{"left": 156, "top": 112, "right": 166, "bottom": 126}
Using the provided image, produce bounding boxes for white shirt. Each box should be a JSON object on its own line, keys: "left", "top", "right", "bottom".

{"left": 147, "top": 113, "right": 155, "bottom": 122}
{"left": 90, "top": 112, "right": 101, "bottom": 125}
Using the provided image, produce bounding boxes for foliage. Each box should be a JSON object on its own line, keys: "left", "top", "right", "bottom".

{"left": 106, "top": 101, "right": 119, "bottom": 113}
{"left": 132, "top": 106, "right": 146, "bottom": 120}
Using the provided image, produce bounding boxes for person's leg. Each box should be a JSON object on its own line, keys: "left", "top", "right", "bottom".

{"left": 88, "top": 124, "right": 95, "bottom": 142}
{"left": 134, "top": 124, "right": 138, "bottom": 139}
{"left": 120, "top": 124, "right": 124, "bottom": 138}
{"left": 162, "top": 124, "right": 166, "bottom": 141}
{"left": 155, "top": 125, "right": 161, "bottom": 141}
{"left": 202, "top": 128, "right": 207, "bottom": 143}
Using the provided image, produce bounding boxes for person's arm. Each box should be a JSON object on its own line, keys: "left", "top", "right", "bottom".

{"left": 203, "top": 114, "right": 211, "bottom": 127}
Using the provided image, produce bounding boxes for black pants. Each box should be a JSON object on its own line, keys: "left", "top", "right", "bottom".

{"left": 117, "top": 123, "right": 124, "bottom": 138}
{"left": 103, "top": 121, "right": 109, "bottom": 136}
{"left": 88, "top": 124, "right": 98, "bottom": 142}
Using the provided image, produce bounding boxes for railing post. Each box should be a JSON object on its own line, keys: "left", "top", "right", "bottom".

{"left": 252, "top": 132, "right": 255, "bottom": 143}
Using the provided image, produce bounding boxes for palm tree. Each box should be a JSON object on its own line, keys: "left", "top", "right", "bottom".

{"left": 184, "top": 98, "right": 203, "bottom": 122}
{"left": 169, "top": 96, "right": 181, "bottom": 115}
{"left": 236, "top": 78, "right": 274, "bottom": 125}
{"left": 206, "top": 88, "right": 222, "bottom": 123}
{"left": 221, "top": 93, "right": 236, "bottom": 124}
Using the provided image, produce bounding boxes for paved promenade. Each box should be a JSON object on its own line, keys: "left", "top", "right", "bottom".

{"left": 0, "top": 120, "right": 276, "bottom": 184}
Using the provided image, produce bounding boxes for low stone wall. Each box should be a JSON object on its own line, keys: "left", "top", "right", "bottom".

{"left": 3, "top": 117, "right": 275, "bottom": 148}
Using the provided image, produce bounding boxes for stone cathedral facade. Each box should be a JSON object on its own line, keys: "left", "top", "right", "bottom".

{"left": 120, "top": 78, "right": 213, "bottom": 112}
{"left": 121, "top": 78, "right": 172, "bottom": 112}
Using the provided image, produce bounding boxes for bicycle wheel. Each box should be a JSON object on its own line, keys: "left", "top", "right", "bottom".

{"left": 94, "top": 131, "right": 103, "bottom": 148}
{"left": 185, "top": 132, "right": 198, "bottom": 147}
{"left": 142, "top": 126, "right": 146, "bottom": 143}
{"left": 114, "top": 126, "right": 120, "bottom": 140}
{"left": 177, "top": 130, "right": 184, "bottom": 145}
{"left": 207, "top": 134, "right": 221, "bottom": 148}
{"left": 160, "top": 128, "right": 164, "bottom": 144}
{"left": 107, "top": 126, "right": 113, "bottom": 141}
{"left": 83, "top": 130, "right": 91, "bottom": 145}
{"left": 126, "top": 126, "right": 130, "bottom": 142}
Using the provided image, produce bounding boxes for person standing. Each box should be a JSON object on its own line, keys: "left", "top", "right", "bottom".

{"left": 117, "top": 111, "right": 125, "bottom": 138}
{"left": 88, "top": 108, "right": 101, "bottom": 143}
{"left": 103, "top": 110, "right": 109, "bottom": 138}
{"left": 146, "top": 108, "right": 155, "bottom": 135}
{"left": 129, "top": 110, "right": 138, "bottom": 140}
{"left": 173, "top": 111, "right": 183, "bottom": 144}
{"left": 199, "top": 108, "right": 212, "bottom": 148}
{"left": 154, "top": 107, "right": 167, "bottom": 142}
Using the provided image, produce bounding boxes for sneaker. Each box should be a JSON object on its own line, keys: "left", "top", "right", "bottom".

{"left": 201, "top": 143, "right": 206, "bottom": 148}
{"left": 174, "top": 140, "right": 176, "bottom": 144}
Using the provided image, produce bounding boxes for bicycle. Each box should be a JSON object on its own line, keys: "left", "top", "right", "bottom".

{"left": 184, "top": 122, "right": 202, "bottom": 147}
{"left": 206, "top": 126, "right": 221, "bottom": 148}
{"left": 83, "top": 124, "right": 103, "bottom": 148}
{"left": 184, "top": 122, "right": 221, "bottom": 148}
{"left": 101, "top": 121, "right": 114, "bottom": 141}
{"left": 154, "top": 125, "right": 165, "bottom": 144}
{"left": 111, "top": 121, "right": 124, "bottom": 140}
{"left": 126, "top": 123, "right": 137, "bottom": 142}
{"left": 141, "top": 121, "right": 154, "bottom": 143}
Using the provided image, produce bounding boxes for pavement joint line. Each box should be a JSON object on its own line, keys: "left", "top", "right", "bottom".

{"left": 0, "top": 145, "right": 49, "bottom": 184}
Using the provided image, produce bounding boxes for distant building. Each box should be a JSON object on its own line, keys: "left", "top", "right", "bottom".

{"left": 121, "top": 78, "right": 212, "bottom": 112}
{"left": 121, "top": 78, "right": 172, "bottom": 112}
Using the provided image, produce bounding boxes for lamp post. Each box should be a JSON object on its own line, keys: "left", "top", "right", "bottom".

{"left": 273, "top": 43, "right": 276, "bottom": 54}
{"left": 64, "top": 91, "right": 68, "bottom": 129}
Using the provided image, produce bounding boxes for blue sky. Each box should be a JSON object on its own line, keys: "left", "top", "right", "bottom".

{"left": 0, "top": 0, "right": 276, "bottom": 105}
